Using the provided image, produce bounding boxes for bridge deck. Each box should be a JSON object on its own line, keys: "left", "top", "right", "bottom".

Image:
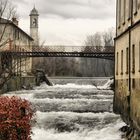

{"left": 1, "top": 51, "right": 114, "bottom": 60}
{"left": 0, "top": 46, "right": 115, "bottom": 60}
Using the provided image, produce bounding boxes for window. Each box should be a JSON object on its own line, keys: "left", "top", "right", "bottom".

{"left": 126, "top": 48, "right": 129, "bottom": 74}
{"left": 132, "top": 79, "right": 135, "bottom": 89}
{"left": 128, "top": 0, "right": 132, "bottom": 19}
{"left": 14, "top": 29, "right": 20, "bottom": 40}
{"left": 117, "top": 0, "right": 121, "bottom": 27}
{"left": 121, "top": 50, "right": 123, "bottom": 75}
{"left": 121, "top": 0, "right": 124, "bottom": 24}
{"left": 126, "top": 0, "right": 132, "bottom": 20}
{"left": 132, "top": 45, "right": 135, "bottom": 73}
{"left": 139, "top": 42, "right": 140, "bottom": 72}
{"left": 116, "top": 52, "right": 119, "bottom": 75}
{"left": 133, "top": 0, "right": 138, "bottom": 15}
{"left": 117, "top": 0, "right": 119, "bottom": 27}
{"left": 123, "top": 0, "right": 126, "bottom": 24}
{"left": 138, "top": 1, "right": 140, "bottom": 10}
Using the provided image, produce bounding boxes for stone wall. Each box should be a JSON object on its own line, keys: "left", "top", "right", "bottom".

{"left": 114, "top": 79, "right": 140, "bottom": 139}
{"left": 130, "top": 79, "right": 140, "bottom": 133}
{"left": 0, "top": 76, "right": 35, "bottom": 94}
{"left": 114, "top": 79, "right": 130, "bottom": 124}
{"left": 115, "top": 0, "right": 140, "bottom": 139}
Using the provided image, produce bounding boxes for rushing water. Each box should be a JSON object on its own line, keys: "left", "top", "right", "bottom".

{"left": 4, "top": 78, "right": 125, "bottom": 140}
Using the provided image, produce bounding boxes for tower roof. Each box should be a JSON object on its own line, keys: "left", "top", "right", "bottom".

{"left": 30, "top": 6, "right": 39, "bottom": 16}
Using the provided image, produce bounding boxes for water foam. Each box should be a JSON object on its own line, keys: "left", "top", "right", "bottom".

{"left": 31, "top": 119, "right": 125, "bottom": 140}
{"left": 3, "top": 79, "right": 124, "bottom": 140}
{"left": 97, "top": 79, "right": 114, "bottom": 90}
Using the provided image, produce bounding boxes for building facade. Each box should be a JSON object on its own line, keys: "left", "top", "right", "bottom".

{"left": 0, "top": 7, "right": 39, "bottom": 76}
{"left": 0, "top": 7, "right": 39, "bottom": 75}
{"left": 0, "top": 17, "right": 34, "bottom": 76}
{"left": 114, "top": 0, "right": 140, "bottom": 133}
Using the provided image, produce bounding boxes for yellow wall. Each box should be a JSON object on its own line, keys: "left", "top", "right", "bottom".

{"left": 115, "top": 0, "right": 140, "bottom": 132}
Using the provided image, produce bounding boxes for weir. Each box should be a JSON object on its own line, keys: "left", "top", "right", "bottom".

{"left": 4, "top": 78, "right": 124, "bottom": 139}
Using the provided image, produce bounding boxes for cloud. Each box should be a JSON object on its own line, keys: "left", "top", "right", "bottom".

{"left": 39, "top": 18, "right": 115, "bottom": 45}
{"left": 12, "top": 0, "right": 28, "bottom": 6}
{"left": 19, "top": 17, "right": 115, "bottom": 46}
{"left": 11, "top": 0, "right": 115, "bottom": 19}
{"left": 36, "top": 0, "right": 115, "bottom": 19}
{"left": 11, "top": 0, "right": 115, "bottom": 45}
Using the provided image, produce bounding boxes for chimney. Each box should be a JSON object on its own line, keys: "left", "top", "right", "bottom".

{"left": 12, "top": 17, "right": 18, "bottom": 26}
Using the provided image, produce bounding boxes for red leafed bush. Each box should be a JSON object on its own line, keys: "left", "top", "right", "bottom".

{"left": 0, "top": 96, "right": 34, "bottom": 140}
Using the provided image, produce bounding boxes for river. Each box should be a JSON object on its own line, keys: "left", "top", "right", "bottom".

{"left": 4, "top": 77, "right": 125, "bottom": 140}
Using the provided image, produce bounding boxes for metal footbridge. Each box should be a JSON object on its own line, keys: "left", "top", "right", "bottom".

{"left": 0, "top": 45, "right": 114, "bottom": 60}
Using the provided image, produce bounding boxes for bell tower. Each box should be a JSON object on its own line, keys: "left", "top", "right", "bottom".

{"left": 30, "top": 6, "right": 39, "bottom": 46}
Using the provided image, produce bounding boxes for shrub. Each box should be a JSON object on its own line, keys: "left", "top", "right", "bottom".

{"left": 0, "top": 96, "right": 34, "bottom": 140}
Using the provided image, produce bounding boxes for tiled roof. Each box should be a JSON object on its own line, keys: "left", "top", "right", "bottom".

{"left": 0, "top": 18, "right": 34, "bottom": 41}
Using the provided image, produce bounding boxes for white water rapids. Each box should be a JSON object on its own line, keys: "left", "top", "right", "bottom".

{"left": 4, "top": 78, "right": 125, "bottom": 140}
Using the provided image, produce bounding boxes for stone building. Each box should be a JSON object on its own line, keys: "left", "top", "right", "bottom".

{"left": 0, "top": 7, "right": 39, "bottom": 76}
{"left": 0, "top": 17, "right": 33, "bottom": 75}
{"left": 114, "top": 0, "right": 140, "bottom": 135}
{"left": 29, "top": 7, "right": 41, "bottom": 71}
{"left": 30, "top": 7, "right": 39, "bottom": 46}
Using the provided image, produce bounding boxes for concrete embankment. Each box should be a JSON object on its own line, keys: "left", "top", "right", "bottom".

{"left": 0, "top": 76, "right": 35, "bottom": 94}
{"left": 49, "top": 77, "right": 111, "bottom": 86}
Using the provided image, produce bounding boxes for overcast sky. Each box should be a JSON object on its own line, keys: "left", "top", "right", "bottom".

{"left": 11, "top": 0, "right": 116, "bottom": 45}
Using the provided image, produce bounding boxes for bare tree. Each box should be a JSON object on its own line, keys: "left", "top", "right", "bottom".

{"left": 0, "top": 0, "right": 17, "bottom": 48}
{"left": 0, "top": 0, "right": 22, "bottom": 89}
{"left": 40, "top": 29, "right": 115, "bottom": 77}
{"left": 81, "top": 28, "right": 115, "bottom": 77}
{"left": 102, "top": 28, "right": 115, "bottom": 76}
{"left": 84, "top": 32, "right": 102, "bottom": 59}
{"left": 0, "top": 54, "right": 24, "bottom": 88}
{"left": 83, "top": 32, "right": 102, "bottom": 77}
{"left": 103, "top": 28, "right": 114, "bottom": 46}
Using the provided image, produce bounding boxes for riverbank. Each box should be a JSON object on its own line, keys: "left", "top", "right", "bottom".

{"left": 0, "top": 76, "right": 35, "bottom": 94}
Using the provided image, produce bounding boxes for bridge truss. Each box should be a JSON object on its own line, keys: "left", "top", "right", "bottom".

{"left": 0, "top": 45, "right": 115, "bottom": 81}
{"left": 0, "top": 45, "right": 115, "bottom": 60}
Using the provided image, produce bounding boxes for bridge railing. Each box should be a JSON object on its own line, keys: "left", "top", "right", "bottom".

{"left": 34, "top": 46, "right": 114, "bottom": 53}
{"left": 0, "top": 45, "right": 113, "bottom": 52}
{"left": 0, "top": 45, "right": 114, "bottom": 71}
{"left": 0, "top": 45, "right": 114, "bottom": 53}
